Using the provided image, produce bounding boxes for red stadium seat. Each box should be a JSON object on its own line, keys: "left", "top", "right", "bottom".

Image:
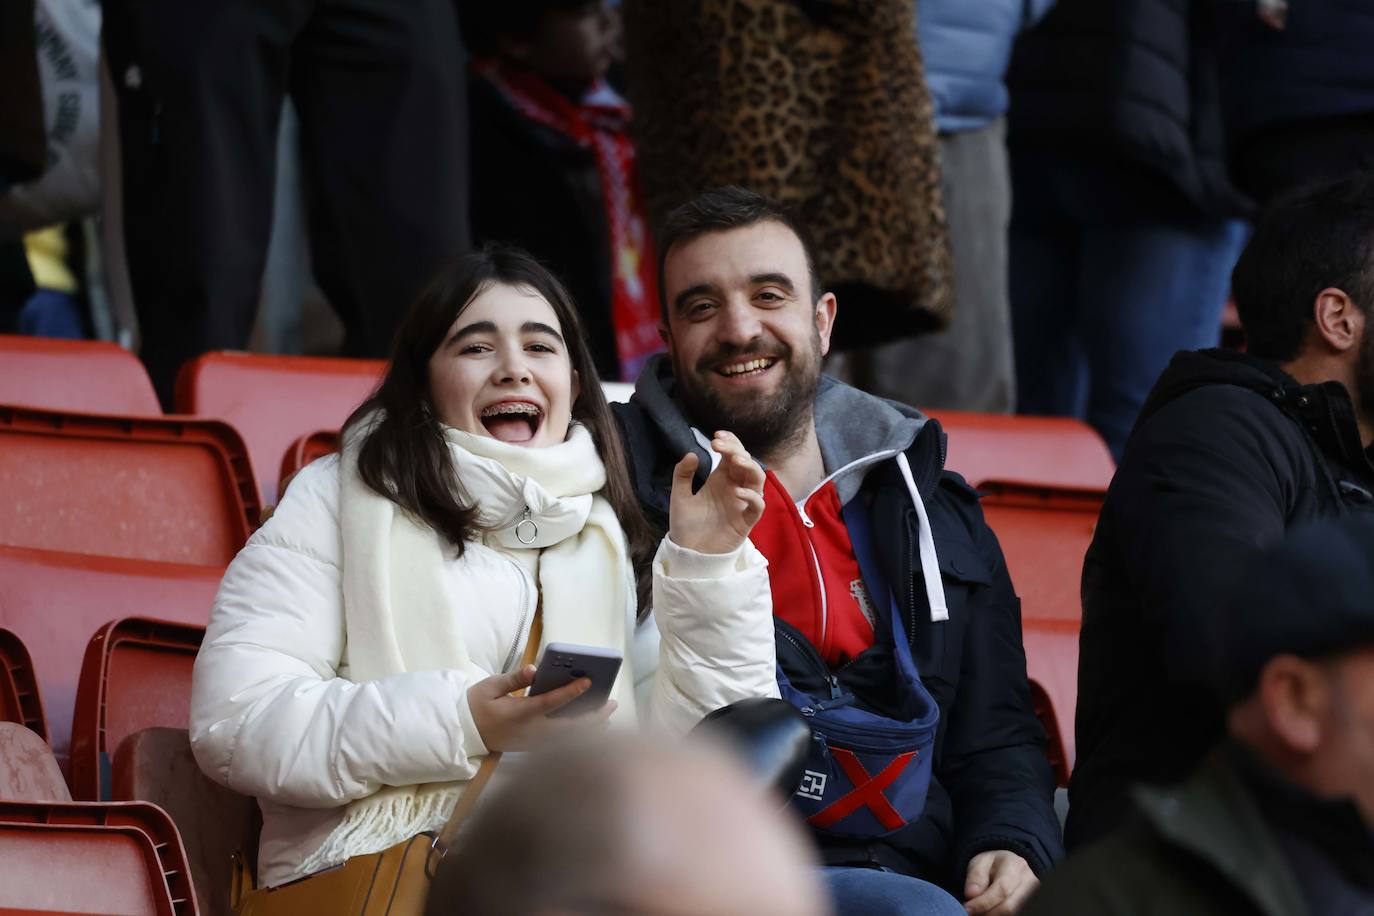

{"left": 928, "top": 410, "right": 1115, "bottom": 491}
{"left": 0, "top": 334, "right": 161, "bottom": 416}
{"left": 0, "top": 546, "right": 220, "bottom": 776}
{"left": 978, "top": 482, "right": 1104, "bottom": 776}
{"left": 0, "top": 629, "right": 46, "bottom": 740}
{"left": 0, "top": 799, "right": 199, "bottom": 915}
{"left": 175, "top": 351, "right": 384, "bottom": 504}
{"left": 113, "top": 728, "right": 258, "bottom": 916}
{"left": 0, "top": 405, "right": 259, "bottom": 565}
{"left": 0, "top": 723, "right": 70, "bottom": 802}
{"left": 278, "top": 429, "right": 341, "bottom": 499}
{"left": 70, "top": 618, "right": 204, "bottom": 801}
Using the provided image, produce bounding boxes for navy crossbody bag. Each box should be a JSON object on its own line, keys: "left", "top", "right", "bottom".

{"left": 778, "top": 500, "right": 941, "bottom": 837}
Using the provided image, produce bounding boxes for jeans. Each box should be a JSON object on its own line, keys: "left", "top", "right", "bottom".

{"left": 822, "top": 866, "right": 966, "bottom": 916}
{"left": 1009, "top": 154, "right": 1249, "bottom": 459}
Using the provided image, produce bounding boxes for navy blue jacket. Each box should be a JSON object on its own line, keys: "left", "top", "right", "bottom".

{"left": 1214, "top": 0, "right": 1374, "bottom": 146}
{"left": 916, "top": 0, "right": 1055, "bottom": 133}
{"left": 613, "top": 364, "right": 1063, "bottom": 889}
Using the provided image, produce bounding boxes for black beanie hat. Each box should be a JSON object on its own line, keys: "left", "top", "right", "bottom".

{"left": 1216, "top": 514, "right": 1374, "bottom": 705}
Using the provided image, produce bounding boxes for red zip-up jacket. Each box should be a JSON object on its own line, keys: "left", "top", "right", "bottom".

{"left": 749, "top": 470, "right": 879, "bottom": 667}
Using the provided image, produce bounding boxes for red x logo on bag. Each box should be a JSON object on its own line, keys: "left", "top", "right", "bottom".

{"left": 807, "top": 749, "right": 915, "bottom": 832}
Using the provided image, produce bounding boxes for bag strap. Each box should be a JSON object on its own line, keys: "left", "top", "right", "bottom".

{"left": 425, "top": 603, "right": 543, "bottom": 876}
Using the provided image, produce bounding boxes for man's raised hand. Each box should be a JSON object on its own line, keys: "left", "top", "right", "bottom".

{"left": 668, "top": 430, "right": 766, "bottom": 555}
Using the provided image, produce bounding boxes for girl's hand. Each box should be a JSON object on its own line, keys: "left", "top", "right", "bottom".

{"left": 467, "top": 665, "right": 616, "bottom": 752}
{"left": 667, "top": 430, "right": 766, "bottom": 555}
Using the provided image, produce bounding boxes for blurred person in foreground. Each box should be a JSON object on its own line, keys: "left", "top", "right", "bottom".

{"left": 426, "top": 734, "right": 829, "bottom": 916}
{"left": 1024, "top": 515, "right": 1374, "bottom": 915}
{"left": 459, "top": 0, "right": 662, "bottom": 383}
{"left": 615, "top": 187, "right": 1062, "bottom": 915}
{"left": 1068, "top": 174, "right": 1374, "bottom": 850}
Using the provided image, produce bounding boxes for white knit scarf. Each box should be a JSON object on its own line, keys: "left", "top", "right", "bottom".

{"left": 301, "top": 420, "right": 636, "bottom": 874}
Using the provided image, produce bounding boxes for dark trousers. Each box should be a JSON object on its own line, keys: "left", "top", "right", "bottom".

{"left": 1009, "top": 154, "right": 1248, "bottom": 459}
{"left": 103, "top": 0, "right": 470, "bottom": 404}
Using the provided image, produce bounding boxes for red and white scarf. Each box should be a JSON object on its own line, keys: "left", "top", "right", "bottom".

{"left": 475, "top": 59, "right": 662, "bottom": 381}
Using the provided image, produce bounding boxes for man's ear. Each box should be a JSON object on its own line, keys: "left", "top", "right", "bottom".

{"left": 658, "top": 320, "right": 671, "bottom": 347}
{"left": 1260, "top": 655, "right": 1331, "bottom": 755}
{"left": 1312, "top": 287, "right": 1363, "bottom": 354}
{"left": 815, "top": 293, "right": 838, "bottom": 358}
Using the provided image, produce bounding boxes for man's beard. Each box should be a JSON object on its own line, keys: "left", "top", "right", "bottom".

{"left": 673, "top": 331, "right": 823, "bottom": 459}
{"left": 1356, "top": 327, "right": 1374, "bottom": 435}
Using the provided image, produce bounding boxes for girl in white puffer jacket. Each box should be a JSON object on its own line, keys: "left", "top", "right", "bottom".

{"left": 189, "top": 245, "right": 779, "bottom": 888}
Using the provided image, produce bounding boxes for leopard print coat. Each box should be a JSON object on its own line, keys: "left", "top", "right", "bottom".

{"left": 623, "top": 0, "right": 954, "bottom": 348}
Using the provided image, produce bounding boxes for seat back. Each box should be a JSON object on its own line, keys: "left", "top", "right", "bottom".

{"left": 70, "top": 618, "right": 205, "bottom": 801}
{"left": 0, "top": 334, "right": 162, "bottom": 416}
{"left": 0, "top": 546, "right": 220, "bottom": 774}
{"left": 113, "top": 728, "right": 259, "bottom": 916}
{"left": 979, "top": 482, "right": 1103, "bottom": 774}
{"left": 0, "top": 628, "right": 46, "bottom": 740}
{"left": 928, "top": 410, "right": 1115, "bottom": 490}
{"left": 0, "top": 723, "right": 70, "bottom": 802}
{"left": 0, "top": 405, "right": 259, "bottom": 565}
{"left": 278, "top": 430, "right": 341, "bottom": 499}
{"left": 0, "top": 799, "right": 199, "bottom": 915}
{"left": 176, "top": 351, "right": 384, "bottom": 504}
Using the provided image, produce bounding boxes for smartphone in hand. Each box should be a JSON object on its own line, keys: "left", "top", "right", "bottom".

{"left": 528, "top": 642, "right": 623, "bottom": 718}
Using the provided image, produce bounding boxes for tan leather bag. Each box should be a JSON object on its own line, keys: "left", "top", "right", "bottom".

{"left": 229, "top": 612, "right": 542, "bottom": 916}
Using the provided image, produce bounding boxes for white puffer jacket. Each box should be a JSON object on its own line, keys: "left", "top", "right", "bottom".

{"left": 189, "top": 456, "right": 778, "bottom": 887}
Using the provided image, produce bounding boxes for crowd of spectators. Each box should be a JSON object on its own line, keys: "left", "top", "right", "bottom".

{"left": 3, "top": 1, "right": 1374, "bottom": 914}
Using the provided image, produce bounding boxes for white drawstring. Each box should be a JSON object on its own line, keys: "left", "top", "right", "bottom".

{"left": 897, "top": 452, "right": 948, "bottom": 622}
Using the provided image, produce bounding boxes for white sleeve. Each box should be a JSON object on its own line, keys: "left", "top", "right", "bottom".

{"left": 189, "top": 465, "right": 489, "bottom": 809}
{"left": 644, "top": 536, "right": 779, "bottom": 735}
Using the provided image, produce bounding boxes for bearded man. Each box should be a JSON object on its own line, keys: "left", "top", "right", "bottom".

{"left": 613, "top": 186, "right": 1062, "bottom": 916}
{"left": 1068, "top": 173, "right": 1374, "bottom": 850}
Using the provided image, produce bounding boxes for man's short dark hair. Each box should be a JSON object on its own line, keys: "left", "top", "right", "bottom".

{"left": 655, "top": 187, "right": 823, "bottom": 321}
{"left": 1232, "top": 173, "right": 1374, "bottom": 362}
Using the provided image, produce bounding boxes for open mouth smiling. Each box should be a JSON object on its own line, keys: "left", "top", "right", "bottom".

{"left": 714, "top": 357, "right": 779, "bottom": 379}
{"left": 479, "top": 400, "right": 544, "bottom": 444}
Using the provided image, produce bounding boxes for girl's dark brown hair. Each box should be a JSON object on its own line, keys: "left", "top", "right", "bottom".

{"left": 345, "top": 244, "right": 657, "bottom": 600}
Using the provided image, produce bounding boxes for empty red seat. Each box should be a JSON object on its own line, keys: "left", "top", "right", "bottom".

{"left": 0, "top": 799, "right": 199, "bottom": 915}
{"left": 0, "top": 723, "right": 70, "bottom": 802}
{"left": 0, "top": 334, "right": 162, "bottom": 416}
{"left": 928, "top": 410, "right": 1115, "bottom": 491}
{"left": 0, "top": 629, "right": 46, "bottom": 740}
{"left": 175, "top": 351, "right": 384, "bottom": 504}
{"left": 978, "top": 482, "right": 1104, "bottom": 775}
{"left": 70, "top": 618, "right": 205, "bottom": 801}
{"left": 0, "top": 548, "right": 219, "bottom": 775}
{"left": 0, "top": 405, "right": 260, "bottom": 565}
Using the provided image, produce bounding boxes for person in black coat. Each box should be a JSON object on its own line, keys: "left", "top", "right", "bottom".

{"left": 1213, "top": 0, "right": 1374, "bottom": 206}
{"left": 1005, "top": 0, "right": 1252, "bottom": 459}
{"left": 1067, "top": 173, "right": 1374, "bottom": 850}
{"left": 614, "top": 187, "right": 1061, "bottom": 916}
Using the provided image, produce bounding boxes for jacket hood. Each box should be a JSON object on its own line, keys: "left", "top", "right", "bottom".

{"left": 1134, "top": 349, "right": 1295, "bottom": 431}
{"left": 626, "top": 354, "right": 932, "bottom": 505}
